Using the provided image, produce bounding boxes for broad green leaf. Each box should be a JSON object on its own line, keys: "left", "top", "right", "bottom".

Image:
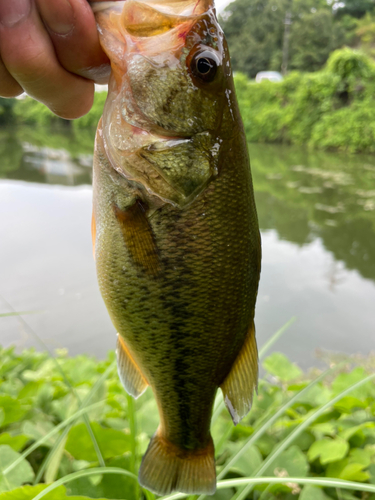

{"left": 254, "top": 433, "right": 278, "bottom": 457}
{"left": 332, "top": 368, "right": 374, "bottom": 400}
{"left": 0, "top": 434, "right": 29, "bottom": 452}
{"left": 209, "top": 490, "right": 234, "bottom": 500}
{"left": 308, "top": 437, "right": 349, "bottom": 464}
{"left": 0, "top": 445, "right": 34, "bottom": 492}
{"left": 339, "top": 424, "right": 365, "bottom": 441}
{"left": 65, "top": 422, "right": 131, "bottom": 461}
{"left": 0, "top": 485, "right": 63, "bottom": 500}
{"left": 293, "top": 431, "right": 315, "bottom": 451}
{"left": 334, "top": 396, "right": 367, "bottom": 413}
{"left": 262, "top": 353, "right": 302, "bottom": 381}
{"left": 0, "top": 484, "right": 109, "bottom": 500}
{"left": 369, "top": 463, "right": 375, "bottom": 484}
{"left": 349, "top": 448, "right": 372, "bottom": 467}
{"left": 138, "top": 398, "right": 159, "bottom": 437}
{"left": 339, "top": 463, "right": 370, "bottom": 482}
{"left": 22, "top": 420, "right": 56, "bottom": 447}
{"left": 264, "top": 445, "right": 309, "bottom": 477}
{"left": 96, "top": 457, "right": 134, "bottom": 499}
{"left": 299, "top": 485, "right": 331, "bottom": 500}
{"left": 66, "top": 457, "right": 132, "bottom": 499}
{"left": 17, "top": 382, "right": 42, "bottom": 401}
{"left": 0, "top": 410, "right": 4, "bottom": 428}
{"left": 45, "top": 435, "right": 68, "bottom": 483}
{"left": 310, "top": 422, "right": 336, "bottom": 437}
{"left": 293, "top": 384, "right": 332, "bottom": 407}
{"left": 0, "top": 396, "right": 27, "bottom": 428}
{"left": 226, "top": 445, "right": 263, "bottom": 476}
{"left": 326, "top": 458, "right": 348, "bottom": 478}
{"left": 326, "top": 457, "right": 370, "bottom": 482}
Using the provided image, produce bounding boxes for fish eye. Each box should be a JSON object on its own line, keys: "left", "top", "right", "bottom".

{"left": 190, "top": 49, "right": 220, "bottom": 83}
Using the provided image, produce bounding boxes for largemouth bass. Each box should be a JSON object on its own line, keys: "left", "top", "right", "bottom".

{"left": 91, "top": 0, "right": 261, "bottom": 495}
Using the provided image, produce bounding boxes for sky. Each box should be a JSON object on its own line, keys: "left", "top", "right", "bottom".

{"left": 215, "top": 0, "right": 234, "bottom": 13}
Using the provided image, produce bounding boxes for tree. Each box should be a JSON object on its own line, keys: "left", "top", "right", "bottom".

{"left": 220, "top": 0, "right": 288, "bottom": 77}
{"left": 220, "top": 0, "right": 354, "bottom": 76}
{"left": 289, "top": 10, "right": 347, "bottom": 71}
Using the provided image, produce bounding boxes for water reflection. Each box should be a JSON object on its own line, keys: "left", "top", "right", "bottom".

{"left": 251, "top": 143, "right": 375, "bottom": 283}
{"left": 0, "top": 126, "right": 95, "bottom": 185}
{"left": 0, "top": 127, "right": 374, "bottom": 366}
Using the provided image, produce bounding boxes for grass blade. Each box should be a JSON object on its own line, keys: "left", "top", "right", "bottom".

{"left": 211, "top": 318, "right": 296, "bottom": 426}
{"left": 258, "top": 317, "right": 296, "bottom": 359}
{"left": 127, "top": 394, "right": 140, "bottom": 499}
{"left": 159, "top": 476, "right": 375, "bottom": 500}
{"left": 196, "top": 365, "right": 338, "bottom": 500}
{"left": 0, "top": 310, "right": 43, "bottom": 317}
{"left": 218, "top": 365, "right": 335, "bottom": 480}
{"left": 231, "top": 372, "right": 375, "bottom": 500}
{"left": 3, "top": 401, "right": 106, "bottom": 475}
{"left": 0, "top": 294, "right": 106, "bottom": 467}
{"left": 33, "top": 361, "right": 116, "bottom": 484}
{"left": 31, "top": 467, "right": 138, "bottom": 500}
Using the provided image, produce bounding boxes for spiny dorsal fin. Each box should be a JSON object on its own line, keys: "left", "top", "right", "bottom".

{"left": 116, "top": 334, "right": 148, "bottom": 398}
{"left": 139, "top": 429, "right": 216, "bottom": 495}
{"left": 220, "top": 322, "right": 259, "bottom": 425}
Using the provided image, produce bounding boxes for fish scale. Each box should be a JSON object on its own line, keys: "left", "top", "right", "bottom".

{"left": 91, "top": 0, "right": 261, "bottom": 495}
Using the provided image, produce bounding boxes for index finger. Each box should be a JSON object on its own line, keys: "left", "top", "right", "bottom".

{"left": 36, "top": 0, "right": 114, "bottom": 84}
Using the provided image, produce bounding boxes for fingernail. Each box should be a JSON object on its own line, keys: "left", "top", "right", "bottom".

{"left": 0, "top": 0, "right": 31, "bottom": 27}
{"left": 38, "top": 0, "right": 75, "bottom": 35}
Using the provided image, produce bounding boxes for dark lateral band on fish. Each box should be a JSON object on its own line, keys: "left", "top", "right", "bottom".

{"left": 113, "top": 200, "right": 161, "bottom": 276}
{"left": 92, "top": 0, "right": 261, "bottom": 495}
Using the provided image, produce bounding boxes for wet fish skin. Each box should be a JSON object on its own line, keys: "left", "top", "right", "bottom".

{"left": 91, "top": 0, "right": 261, "bottom": 495}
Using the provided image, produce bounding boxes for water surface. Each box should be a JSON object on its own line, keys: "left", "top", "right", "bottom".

{"left": 1, "top": 126, "right": 374, "bottom": 368}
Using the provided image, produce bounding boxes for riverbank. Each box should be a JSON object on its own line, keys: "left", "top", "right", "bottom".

{"left": 235, "top": 48, "right": 375, "bottom": 153}
{"left": 2, "top": 48, "right": 375, "bottom": 154}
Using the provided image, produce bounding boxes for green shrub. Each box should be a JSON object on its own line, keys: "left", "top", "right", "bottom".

{"left": 6, "top": 49, "right": 375, "bottom": 154}
{"left": 234, "top": 49, "right": 375, "bottom": 153}
{"left": 326, "top": 47, "right": 375, "bottom": 84}
{"left": 12, "top": 98, "right": 59, "bottom": 126}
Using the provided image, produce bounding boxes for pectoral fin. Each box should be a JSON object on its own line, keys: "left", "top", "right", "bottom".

{"left": 114, "top": 200, "right": 161, "bottom": 276}
{"left": 220, "top": 322, "right": 259, "bottom": 425}
{"left": 116, "top": 334, "right": 148, "bottom": 399}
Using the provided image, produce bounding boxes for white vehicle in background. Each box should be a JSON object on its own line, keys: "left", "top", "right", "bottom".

{"left": 255, "top": 71, "right": 283, "bottom": 83}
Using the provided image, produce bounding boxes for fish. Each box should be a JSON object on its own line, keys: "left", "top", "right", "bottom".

{"left": 90, "top": 0, "right": 261, "bottom": 495}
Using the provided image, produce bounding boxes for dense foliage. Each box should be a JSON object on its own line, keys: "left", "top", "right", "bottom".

{"left": 219, "top": 0, "right": 351, "bottom": 77}
{"left": 0, "top": 345, "right": 375, "bottom": 500}
{"left": 235, "top": 47, "right": 375, "bottom": 152}
{"left": 3, "top": 47, "right": 375, "bottom": 152}
{"left": 218, "top": 0, "right": 375, "bottom": 78}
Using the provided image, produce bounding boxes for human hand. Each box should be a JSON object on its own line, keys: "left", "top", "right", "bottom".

{"left": 0, "top": 0, "right": 119, "bottom": 119}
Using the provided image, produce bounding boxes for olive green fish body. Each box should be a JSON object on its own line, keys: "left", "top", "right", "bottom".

{"left": 91, "top": 0, "right": 261, "bottom": 494}
{"left": 93, "top": 125, "right": 259, "bottom": 444}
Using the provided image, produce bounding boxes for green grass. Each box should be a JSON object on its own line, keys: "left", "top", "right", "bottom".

{"left": 0, "top": 319, "right": 375, "bottom": 500}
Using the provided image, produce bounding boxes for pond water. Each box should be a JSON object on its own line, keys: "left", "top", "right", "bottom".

{"left": 0, "top": 125, "right": 374, "bottom": 369}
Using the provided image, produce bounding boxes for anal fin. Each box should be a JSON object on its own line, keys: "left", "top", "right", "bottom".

{"left": 220, "top": 321, "right": 259, "bottom": 425}
{"left": 116, "top": 334, "right": 148, "bottom": 399}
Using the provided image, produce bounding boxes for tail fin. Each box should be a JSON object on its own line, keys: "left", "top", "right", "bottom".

{"left": 139, "top": 429, "right": 216, "bottom": 496}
